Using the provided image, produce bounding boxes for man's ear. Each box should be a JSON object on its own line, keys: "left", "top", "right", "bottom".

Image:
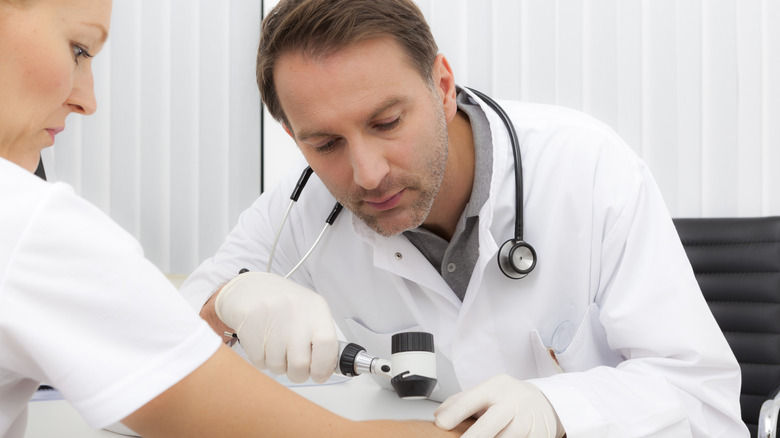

{"left": 432, "top": 54, "right": 458, "bottom": 123}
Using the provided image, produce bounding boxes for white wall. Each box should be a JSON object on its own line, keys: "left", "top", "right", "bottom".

{"left": 48, "top": 0, "right": 780, "bottom": 275}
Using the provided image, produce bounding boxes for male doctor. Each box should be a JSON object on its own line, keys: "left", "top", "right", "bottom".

{"left": 180, "top": 0, "right": 747, "bottom": 436}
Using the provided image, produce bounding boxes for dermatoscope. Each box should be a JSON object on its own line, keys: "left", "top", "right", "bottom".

{"left": 337, "top": 331, "right": 437, "bottom": 399}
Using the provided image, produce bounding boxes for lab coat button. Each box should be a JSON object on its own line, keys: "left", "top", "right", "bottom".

{"left": 395, "top": 252, "right": 403, "bottom": 260}
{"left": 447, "top": 263, "right": 456, "bottom": 273}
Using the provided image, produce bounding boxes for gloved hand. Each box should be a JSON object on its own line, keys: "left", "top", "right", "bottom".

{"left": 214, "top": 271, "right": 339, "bottom": 384}
{"left": 434, "top": 374, "right": 565, "bottom": 438}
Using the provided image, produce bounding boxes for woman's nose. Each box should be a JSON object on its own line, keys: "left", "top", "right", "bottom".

{"left": 67, "top": 68, "right": 97, "bottom": 115}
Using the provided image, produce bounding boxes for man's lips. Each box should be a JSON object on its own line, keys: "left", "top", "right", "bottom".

{"left": 365, "top": 189, "right": 404, "bottom": 211}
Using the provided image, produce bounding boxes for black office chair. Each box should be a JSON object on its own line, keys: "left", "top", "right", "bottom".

{"left": 673, "top": 216, "right": 780, "bottom": 438}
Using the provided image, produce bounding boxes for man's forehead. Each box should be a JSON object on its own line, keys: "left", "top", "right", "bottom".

{"left": 274, "top": 39, "right": 424, "bottom": 130}
{"left": 274, "top": 37, "right": 417, "bottom": 79}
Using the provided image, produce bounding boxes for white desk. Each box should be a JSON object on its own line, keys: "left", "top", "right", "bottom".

{"left": 24, "top": 375, "right": 439, "bottom": 437}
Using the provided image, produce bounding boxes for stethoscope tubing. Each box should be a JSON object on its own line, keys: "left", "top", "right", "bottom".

{"left": 267, "top": 167, "right": 343, "bottom": 278}
{"left": 465, "top": 87, "right": 525, "bottom": 242}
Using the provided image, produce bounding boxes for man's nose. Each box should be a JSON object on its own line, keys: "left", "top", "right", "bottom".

{"left": 349, "top": 139, "right": 390, "bottom": 190}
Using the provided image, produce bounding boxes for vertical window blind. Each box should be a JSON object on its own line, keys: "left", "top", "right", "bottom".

{"left": 44, "top": 1, "right": 262, "bottom": 274}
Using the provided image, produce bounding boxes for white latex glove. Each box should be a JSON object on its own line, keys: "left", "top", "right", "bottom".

{"left": 214, "top": 271, "right": 339, "bottom": 384}
{"left": 434, "top": 374, "right": 565, "bottom": 438}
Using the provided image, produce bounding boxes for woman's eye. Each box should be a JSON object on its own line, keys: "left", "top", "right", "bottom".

{"left": 375, "top": 117, "right": 401, "bottom": 132}
{"left": 72, "top": 44, "right": 93, "bottom": 64}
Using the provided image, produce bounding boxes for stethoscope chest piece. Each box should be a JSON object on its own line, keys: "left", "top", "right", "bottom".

{"left": 497, "top": 238, "right": 537, "bottom": 279}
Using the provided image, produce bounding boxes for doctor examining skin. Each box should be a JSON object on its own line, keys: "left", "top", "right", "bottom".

{"left": 182, "top": 0, "right": 748, "bottom": 437}
{"left": 0, "top": 0, "right": 475, "bottom": 437}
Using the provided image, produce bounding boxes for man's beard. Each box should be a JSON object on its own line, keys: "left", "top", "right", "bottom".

{"left": 341, "top": 105, "right": 449, "bottom": 237}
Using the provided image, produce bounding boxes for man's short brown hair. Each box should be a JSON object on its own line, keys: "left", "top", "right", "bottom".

{"left": 257, "top": 0, "right": 438, "bottom": 127}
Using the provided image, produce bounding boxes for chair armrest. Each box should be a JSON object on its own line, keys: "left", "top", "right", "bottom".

{"left": 759, "top": 385, "right": 780, "bottom": 438}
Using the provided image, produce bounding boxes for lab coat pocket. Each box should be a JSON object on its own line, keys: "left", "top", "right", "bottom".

{"left": 551, "top": 304, "right": 623, "bottom": 372}
{"left": 530, "top": 330, "right": 564, "bottom": 377}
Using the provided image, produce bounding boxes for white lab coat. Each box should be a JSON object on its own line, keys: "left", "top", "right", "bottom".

{"left": 181, "top": 91, "right": 747, "bottom": 437}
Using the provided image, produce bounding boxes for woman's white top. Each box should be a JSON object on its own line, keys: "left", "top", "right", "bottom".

{"left": 0, "top": 157, "right": 220, "bottom": 438}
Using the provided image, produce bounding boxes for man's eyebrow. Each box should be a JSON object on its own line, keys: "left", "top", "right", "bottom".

{"left": 295, "top": 126, "right": 333, "bottom": 142}
{"left": 367, "top": 96, "right": 405, "bottom": 121}
{"left": 295, "top": 97, "right": 407, "bottom": 141}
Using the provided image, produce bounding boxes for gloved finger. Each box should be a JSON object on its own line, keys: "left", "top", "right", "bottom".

{"left": 241, "top": 338, "right": 269, "bottom": 370}
{"left": 460, "top": 402, "right": 515, "bottom": 438}
{"left": 502, "top": 407, "right": 559, "bottom": 438}
{"left": 285, "top": 337, "right": 314, "bottom": 383}
{"left": 495, "top": 411, "right": 532, "bottom": 438}
{"left": 295, "top": 296, "right": 337, "bottom": 383}
{"left": 309, "top": 333, "right": 339, "bottom": 383}
{"left": 284, "top": 313, "right": 327, "bottom": 383}
{"left": 435, "top": 387, "right": 494, "bottom": 429}
{"left": 264, "top": 347, "right": 289, "bottom": 377}
{"left": 232, "top": 320, "right": 269, "bottom": 370}
{"left": 262, "top": 320, "right": 290, "bottom": 377}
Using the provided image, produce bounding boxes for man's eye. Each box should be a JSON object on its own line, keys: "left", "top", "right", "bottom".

{"left": 375, "top": 117, "right": 401, "bottom": 132}
{"left": 315, "top": 139, "right": 337, "bottom": 153}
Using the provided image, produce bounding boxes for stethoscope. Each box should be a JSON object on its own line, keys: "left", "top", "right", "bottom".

{"left": 266, "top": 167, "right": 343, "bottom": 278}
{"left": 267, "top": 88, "right": 536, "bottom": 280}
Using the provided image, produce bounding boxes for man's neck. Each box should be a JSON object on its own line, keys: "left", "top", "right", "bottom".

{"left": 420, "top": 110, "right": 475, "bottom": 241}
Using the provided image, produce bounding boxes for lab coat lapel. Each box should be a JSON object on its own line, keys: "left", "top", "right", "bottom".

{"left": 350, "top": 214, "right": 463, "bottom": 309}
